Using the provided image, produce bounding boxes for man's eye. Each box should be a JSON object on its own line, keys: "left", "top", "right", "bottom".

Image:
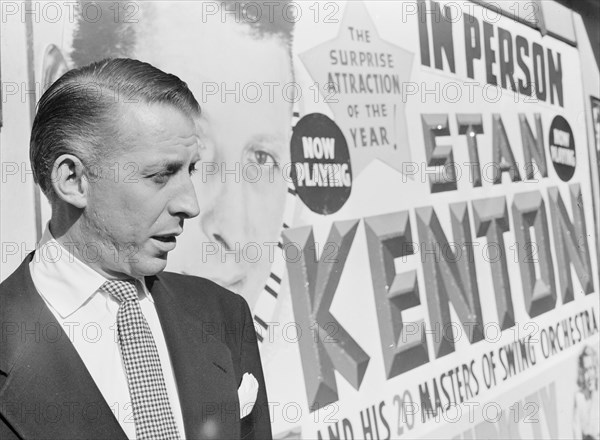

{"left": 151, "top": 173, "right": 170, "bottom": 184}
{"left": 189, "top": 163, "right": 199, "bottom": 175}
{"left": 253, "top": 150, "right": 276, "bottom": 166}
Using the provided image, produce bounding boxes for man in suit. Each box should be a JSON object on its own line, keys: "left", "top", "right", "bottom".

{"left": 0, "top": 58, "right": 271, "bottom": 439}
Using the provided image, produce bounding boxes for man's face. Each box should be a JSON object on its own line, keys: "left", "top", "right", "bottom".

{"left": 137, "top": 8, "right": 293, "bottom": 308}
{"left": 81, "top": 103, "right": 200, "bottom": 279}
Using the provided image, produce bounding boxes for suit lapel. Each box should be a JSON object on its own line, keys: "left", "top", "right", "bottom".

{"left": 0, "top": 254, "right": 126, "bottom": 440}
{"left": 149, "top": 275, "right": 241, "bottom": 440}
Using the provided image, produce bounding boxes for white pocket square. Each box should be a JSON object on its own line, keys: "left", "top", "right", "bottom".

{"left": 238, "top": 372, "right": 259, "bottom": 419}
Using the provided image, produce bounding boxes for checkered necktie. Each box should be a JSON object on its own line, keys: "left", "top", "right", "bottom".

{"left": 103, "top": 280, "right": 180, "bottom": 440}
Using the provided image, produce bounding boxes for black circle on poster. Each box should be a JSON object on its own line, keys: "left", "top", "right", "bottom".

{"left": 290, "top": 113, "right": 352, "bottom": 215}
{"left": 549, "top": 115, "right": 576, "bottom": 182}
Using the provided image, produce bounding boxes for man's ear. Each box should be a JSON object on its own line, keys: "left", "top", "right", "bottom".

{"left": 51, "top": 154, "right": 88, "bottom": 209}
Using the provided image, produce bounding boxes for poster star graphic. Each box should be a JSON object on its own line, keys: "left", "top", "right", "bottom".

{"left": 300, "top": 1, "right": 414, "bottom": 177}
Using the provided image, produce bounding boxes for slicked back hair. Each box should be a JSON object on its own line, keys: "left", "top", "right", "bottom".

{"left": 30, "top": 58, "right": 201, "bottom": 201}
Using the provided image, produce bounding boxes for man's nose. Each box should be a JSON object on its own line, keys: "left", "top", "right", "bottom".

{"left": 170, "top": 176, "right": 200, "bottom": 219}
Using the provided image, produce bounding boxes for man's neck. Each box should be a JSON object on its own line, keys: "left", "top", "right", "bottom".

{"left": 48, "top": 218, "right": 134, "bottom": 281}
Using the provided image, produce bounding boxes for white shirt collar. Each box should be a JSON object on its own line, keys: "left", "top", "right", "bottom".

{"left": 30, "top": 224, "right": 153, "bottom": 319}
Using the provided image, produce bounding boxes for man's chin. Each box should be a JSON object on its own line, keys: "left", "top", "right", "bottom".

{"left": 130, "top": 257, "right": 169, "bottom": 278}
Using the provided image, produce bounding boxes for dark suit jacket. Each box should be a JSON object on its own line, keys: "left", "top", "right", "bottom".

{"left": 0, "top": 253, "right": 272, "bottom": 440}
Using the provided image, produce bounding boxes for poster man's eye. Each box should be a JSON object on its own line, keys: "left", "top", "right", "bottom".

{"left": 254, "top": 150, "right": 276, "bottom": 166}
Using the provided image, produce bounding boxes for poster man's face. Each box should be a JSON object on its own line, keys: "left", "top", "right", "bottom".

{"left": 136, "top": 7, "right": 293, "bottom": 308}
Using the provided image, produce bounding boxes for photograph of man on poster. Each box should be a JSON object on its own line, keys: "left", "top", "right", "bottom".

{"left": 38, "top": 0, "right": 296, "bottom": 311}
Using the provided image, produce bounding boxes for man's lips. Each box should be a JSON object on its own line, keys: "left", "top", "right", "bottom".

{"left": 152, "top": 236, "right": 177, "bottom": 243}
{"left": 151, "top": 231, "right": 182, "bottom": 250}
{"left": 152, "top": 230, "right": 183, "bottom": 241}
